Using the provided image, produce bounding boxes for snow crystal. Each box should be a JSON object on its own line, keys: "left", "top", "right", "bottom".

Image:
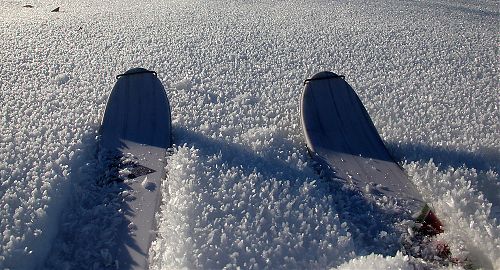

{"left": 142, "top": 176, "right": 156, "bottom": 191}
{"left": 150, "top": 145, "right": 354, "bottom": 269}
{"left": 0, "top": 0, "right": 498, "bottom": 269}
{"left": 334, "top": 252, "right": 448, "bottom": 270}
{"left": 53, "top": 74, "right": 69, "bottom": 86}
{"left": 172, "top": 78, "right": 192, "bottom": 90}
{"left": 406, "top": 161, "right": 500, "bottom": 269}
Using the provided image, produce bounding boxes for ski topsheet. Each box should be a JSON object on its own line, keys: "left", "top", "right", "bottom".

{"left": 99, "top": 68, "right": 171, "bottom": 269}
{"left": 300, "top": 71, "right": 442, "bottom": 234}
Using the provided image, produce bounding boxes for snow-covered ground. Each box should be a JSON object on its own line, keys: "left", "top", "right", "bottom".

{"left": 1, "top": 0, "right": 498, "bottom": 269}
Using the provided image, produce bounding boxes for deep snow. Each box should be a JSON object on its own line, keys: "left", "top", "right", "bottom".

{"left": 0, "top": 0, "right": 498, "bottom": 269}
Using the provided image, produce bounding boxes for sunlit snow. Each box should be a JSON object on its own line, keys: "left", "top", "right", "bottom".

{"left": 0, "top": 0, "right": 498, "bottom": 269}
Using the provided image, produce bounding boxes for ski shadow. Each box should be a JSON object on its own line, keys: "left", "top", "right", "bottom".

{"left": 308, "top": 155, "right": 409, "bottom": 257}
{"left": 172, "top": 126, "right": 408, "bottom": 261}
{"left": 172, "top": 126, "right": 306, "bottom": 180}
{"left": 387, "top": 142, "right": 499, "bottom": 173}
{"left": 43, "top": 129, "right": 139, "bottom": 270}
{"left": 387, "top": 141, "right": 500, "bottom": 219}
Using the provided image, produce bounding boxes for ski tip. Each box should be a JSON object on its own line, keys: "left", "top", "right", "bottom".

{"left": 304, "top": 71, "right": 345, "bottom": 85}
{"left": 116, "top": 68, "right": 157, "bottom": 79}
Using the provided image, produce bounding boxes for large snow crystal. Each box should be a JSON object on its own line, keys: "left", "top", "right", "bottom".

{"left": 0, "top": 0, "right": 498, "bottom": 269}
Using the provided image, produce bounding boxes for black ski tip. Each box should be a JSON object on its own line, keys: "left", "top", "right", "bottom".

{"left": 51, "top": 7, "right": 60, "bottom": 12}
{"left": 116, "top": 68, "right": 157, "bottom": 79}
{"left": 23, "top": 4, "right": 34, "bottom": 8}
{"left": 304, "top": 71, "right": 345, "bottom": 85}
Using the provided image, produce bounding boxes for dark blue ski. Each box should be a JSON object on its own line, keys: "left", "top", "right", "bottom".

{"left": 301, "top": 71, "right": 443, "bottom": 236}
{"left": 100, "top": 68, "right": 171, "bottom": 269}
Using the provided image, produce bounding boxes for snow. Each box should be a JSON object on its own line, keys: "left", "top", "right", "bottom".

{"left": 334, "top": 251, "right": 451, "bottom": 270}
{"left": 406, "top": 162, "right": 500, "bottom": 269}
{"left": 142, "top": 176, "right": 156, "bottom": 191}
{"left": 0, "top": 0, "right": 498, "bottom": 269}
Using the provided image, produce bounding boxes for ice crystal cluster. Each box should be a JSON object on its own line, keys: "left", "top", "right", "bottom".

{"left": 0, "top": 0, "right": 498, "bottom": 269}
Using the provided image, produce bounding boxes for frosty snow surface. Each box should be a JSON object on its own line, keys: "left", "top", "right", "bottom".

{"left": 0, "top": 0, "right": 499, "bottom": 269}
